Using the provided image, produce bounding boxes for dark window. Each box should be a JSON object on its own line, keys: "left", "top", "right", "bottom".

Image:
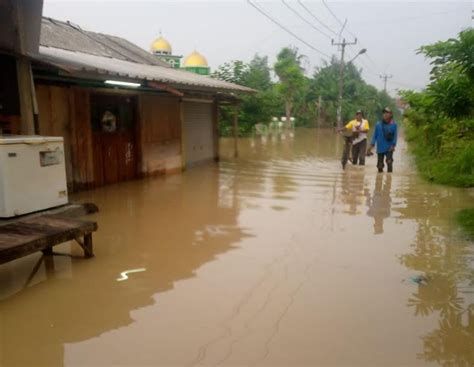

{"left": 90, "top": 94, "right": 136, "bottom": 133}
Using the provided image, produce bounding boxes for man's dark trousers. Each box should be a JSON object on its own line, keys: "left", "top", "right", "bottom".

{"left": 377, "top": 151, "right": 394, "bottom": 172}
{"left": 352, "top": 139, "right": 367, "bottom": 165}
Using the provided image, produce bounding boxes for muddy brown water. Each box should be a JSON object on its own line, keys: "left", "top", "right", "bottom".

{"left": 1, "top": 129, "right": 473, "bottom": 367}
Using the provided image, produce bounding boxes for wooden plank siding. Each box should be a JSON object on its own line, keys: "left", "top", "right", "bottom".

{"left": 70, "top": 88, "right": 94, "bottom": 190}
{"left": 36, "top": 84, "right": 187, "bottom": 190}
{"left": 35, "top": 85, "right": 74, "bottom": 187}
{"left": 36, "top": 85, "right": 94, "bottom": 191}
{"left": 137, "top": 95, "right": 183, "bottom": 176}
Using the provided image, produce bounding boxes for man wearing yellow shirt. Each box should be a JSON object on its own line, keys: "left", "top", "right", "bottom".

{"left": 343, "top": 110, "right": 370, "bottom": 166}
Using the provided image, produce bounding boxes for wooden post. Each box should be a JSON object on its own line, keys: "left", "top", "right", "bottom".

{"left": 233, "top": 103, "right": 239, "bottom": 158}
{"left": 317, "top": 95, "right": 322, "bottom": 129}
{"left": 213, "top": 100, "right": 220, "bottom": 161}
{"left": 179, "top": 98, "right": 187, "bottom": 170}
{"left": 29, "top": 59, "right": 39, "bottom": 134}
{"left": 82, "top": 233, "right": 94, "bottom": 258}
{"left": 16, "top": 57, "right": 36, "bottom": 135}
{"left": 43, "top": 254, "right": 56, "bottom": 278}
{"left": 41, "top": 247, "right": 53, "bottom": 256}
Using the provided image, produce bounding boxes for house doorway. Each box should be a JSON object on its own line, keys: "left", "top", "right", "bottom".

{"left": 90, "top": 94, "right": 138, "bottom": 186}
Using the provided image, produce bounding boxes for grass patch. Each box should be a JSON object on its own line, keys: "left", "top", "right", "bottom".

{"left": 456, "top": 209, "right": 474, "bottom": 239}
{"left": 404, "top": 121, "right": 474, "bottom": 187}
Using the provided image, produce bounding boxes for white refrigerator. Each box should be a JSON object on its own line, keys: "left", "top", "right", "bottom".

{"left": 0, "top": 135, "right": 68, "bottom": 218}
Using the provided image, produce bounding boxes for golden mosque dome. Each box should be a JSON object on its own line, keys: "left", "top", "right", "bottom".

{"left": 151, "top": 36, "right": 172, "bottom": 54}
{"left": 183, "top": 50, "right": 209, "bottom": 67}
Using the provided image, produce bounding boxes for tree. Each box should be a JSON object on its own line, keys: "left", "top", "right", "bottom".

{"left": 212, "top": 55, "right": 282, "bottom": 135}
{"left": 241, "top": 55, "right": 272, "bottom": 90}
{"left": 420, "top": 29, "right": 474, "bottom": 82}
{"left": 401, "top": 29, "right": 474, "bottom": 187}
{"left": 311, "top": 57, "right": 397, "bottom": 126}
{"left": 212, "top": 47, "right": 398, "bottom": 134}
{"left": 274, "top": 47, "right": 306, "bottom": 121}
{"left": 416, "top": 29, "right": 474, "bottom": 118}
{"left": 212, "top": 60, "right": 248, "bottom": 84}
{"left": 239, "top": 55, "right": 281, "bottom": 131}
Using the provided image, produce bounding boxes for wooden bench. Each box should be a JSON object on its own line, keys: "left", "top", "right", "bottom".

{"left": 0, "top": 215, "right": 98, "bottom": 265}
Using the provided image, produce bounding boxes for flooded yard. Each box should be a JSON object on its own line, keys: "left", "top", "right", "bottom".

{"left": 1, "top": 128, "right": 473, "bottom": 366}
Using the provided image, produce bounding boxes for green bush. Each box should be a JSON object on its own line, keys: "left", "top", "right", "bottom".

{"left": 456, "top": 208, "right": 474, "bottom": 239}
{"left": 401, "top": 29, "right": 474, "bottom": 188}
{"left": 404, "top": 117, "right": 474, "bottom": 187}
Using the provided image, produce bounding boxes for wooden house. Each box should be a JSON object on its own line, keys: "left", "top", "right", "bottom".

{"left": 25, "top": 18, "right": 252, "bottom": 191}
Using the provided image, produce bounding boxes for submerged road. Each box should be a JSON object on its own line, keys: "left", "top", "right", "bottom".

{"left": 0, "top": 129, "right": 473, "bottom": 366}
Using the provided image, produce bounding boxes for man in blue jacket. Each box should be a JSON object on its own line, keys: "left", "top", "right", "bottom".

{"left": 368, "top": 107, "right": 398, "bottom": 173}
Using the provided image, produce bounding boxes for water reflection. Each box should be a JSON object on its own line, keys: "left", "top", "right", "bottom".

{"left": 397, "top": 175, "right": 474, "bottom": 366}
{"left": 340, "top": 168, "right": 370, "bottom": 215}
{"left": 367, "top": 174, "right": 392, "bottom": 234}
{"left": 0, "top": 166, "right": 248, "bottom": 366}
{"left": 0, "top": 129, "right": 473, "bottom": 366}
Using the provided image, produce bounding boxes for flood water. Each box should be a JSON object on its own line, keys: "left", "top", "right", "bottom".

{"left": 1, "top": 129, "right": 473, "bottom": 367}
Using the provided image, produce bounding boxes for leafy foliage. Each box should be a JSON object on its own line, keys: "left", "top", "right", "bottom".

{"left": 311, "top": 57, "right": 398, "bottom": 125}
{"left": 212, "top": 56, "right": 282, "bottom": 136}
{"left": 212, "top": 60, "right": 248, "bottom": 85}
{"left": 420, "top": 29, "right": 474, "bottom": 82}
{"left": 402, "top": 29, "right": 474, "bottom": 187}
{"left": 212, "top": 48, "right": 397, "bottom": 135}
{"left": 456, "top": 208, "right": 474, "bottom": 239}
{"left": 274, "top": 47, "right": 307, "bottom": 121}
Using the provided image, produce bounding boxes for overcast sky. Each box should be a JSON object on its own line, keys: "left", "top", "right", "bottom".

{"left": 42, "top": 0, "right": 473, "bottom": 95}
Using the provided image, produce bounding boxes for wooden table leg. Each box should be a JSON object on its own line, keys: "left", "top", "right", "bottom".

{"left": 42, "top": 247, "right": 53, "bottom": 256}
{"left": 24, "top": 256, "right": 44, "bottom": 287}
{"left": 81, "top": 233, "right": 94, "bottom": 258}
{"left": 43, "top": 254, "right": 56, "bottom": 277}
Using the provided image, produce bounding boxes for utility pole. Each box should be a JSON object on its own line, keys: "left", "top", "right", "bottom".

{"left": 317, "top": 95, "right": 322, "bottom": 129}
{"left": 332, "top": 38, "right": 357, "bottom": 128}
{"left": 380, "top": 73, "right": 393, "bottom": 93}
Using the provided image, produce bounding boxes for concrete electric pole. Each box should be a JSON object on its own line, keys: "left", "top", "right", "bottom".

{"left": 380, "top": 73, "right": 393, "bottom": 93}
{"left": 332, "top": 38, "right": 357, "bottom": 128}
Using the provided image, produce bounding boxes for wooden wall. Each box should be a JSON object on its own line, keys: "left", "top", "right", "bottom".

{"left": 70, "top": 88, "right": 94, "bottom": 189}
{"left": 138, "top": 95, "right": 183, "bottom": 175}
{"left": 35, "top": 84, "right": 74, "bottom": 186}
{"left": 36, "top": 85, "right": 185, "bottom": 191}
{"left": 36, "top": 85, "right": 94, "bottom": 191}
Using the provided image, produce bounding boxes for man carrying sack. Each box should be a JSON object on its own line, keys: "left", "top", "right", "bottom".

{"left": 339, "top": 110, "right": 370, "bottom": 169}
{"left": 345, "top": 110, "right": 370, "bottom": 166}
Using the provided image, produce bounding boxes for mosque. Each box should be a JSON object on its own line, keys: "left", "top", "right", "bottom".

{"left": 150, "top": 35, "right": 211, "bottom": 76}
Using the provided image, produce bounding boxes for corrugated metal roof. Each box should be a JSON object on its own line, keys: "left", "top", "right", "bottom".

{"left": 35, "top": 46, "right": 255, "bottom": 93}
{"left": 40, "top": 18, "right": 169, "bottom": 67}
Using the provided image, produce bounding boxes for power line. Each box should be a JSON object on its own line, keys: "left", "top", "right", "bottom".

{"left": 347, "top": 57, "right": 421, "bottom": 92}
{"left": 296, "top": 0, "right": 338, "bottom": 36}
{"left": 321, "top": 0, "right": 357, "bottom": 39}
{"left": 321, "top": 0, "right": 343, "bottom": 25}
{"left": 363, "top": 53, "right": 382, "bottom": 73}
{"left": 348, "top": 50, "right": 383, "bottom": 77}
{"left": 380, "top": 73, "right": 393, "bottom": 92}
{"left": 390, "top": 80, "right": 425, "bottom": 90}
{"left": 351, "top": 55, "right": 379, "bottom": 77}
{"left": 337, "top": 18, "right": 347, "bottom": 41}
{"left": 345, "top": 9, "right": 469, "bottom": 25}
{"left": 281, "top": 0, "right": 332, "bottom": 39}
{"left": 331, "top": 38, "right": 358, "bottom": 128}
{"left": 321, "top": 0, "right": 389, "bottom": 84}
{"left": 247, "top": 0, "right": 331, "bottom": 59}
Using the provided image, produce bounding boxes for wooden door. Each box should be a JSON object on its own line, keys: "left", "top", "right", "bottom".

{"left": 91, "top": 95, "right": 137, "bottom": 186}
